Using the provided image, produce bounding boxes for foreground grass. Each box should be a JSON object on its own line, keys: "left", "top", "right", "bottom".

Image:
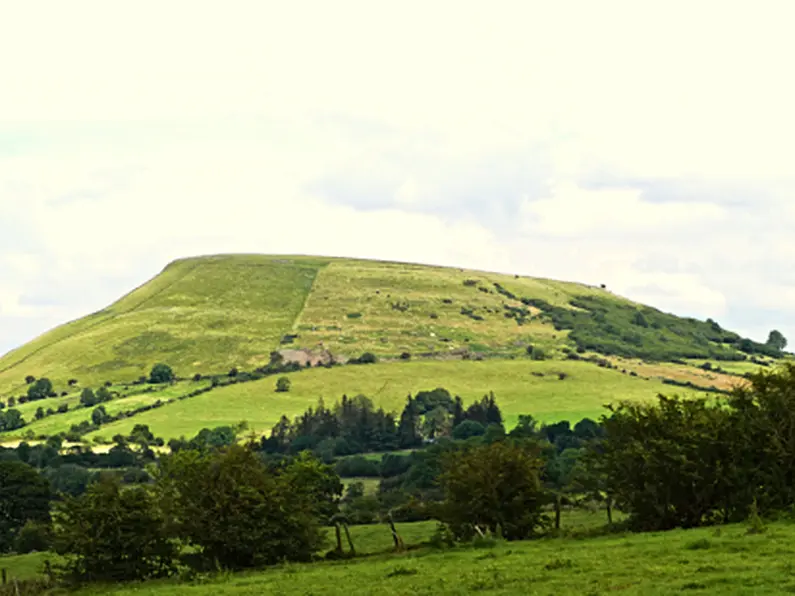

{"left": 82, "top": 359, "right": 706, "bottom": 440}
{"left": 60, "top": 517, "right": 795, "bottom": 595}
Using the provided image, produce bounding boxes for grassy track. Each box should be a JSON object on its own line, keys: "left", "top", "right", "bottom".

{"left": 81, "top": 359, "right": 707, "bottom": 441}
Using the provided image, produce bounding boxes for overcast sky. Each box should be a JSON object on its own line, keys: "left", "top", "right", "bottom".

{"left": 2, "top": 0, "right": 794, "bottom": 355}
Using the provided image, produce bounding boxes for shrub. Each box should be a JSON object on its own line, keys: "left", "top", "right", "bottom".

{"left": 54, "top": 475, "right": 177, "bottom": 582}
{"left": 400, "top": 352, "right": 412, "bottom": 360}
{"left": 346, "top": 312, "right": 362, "bottom": 319}
{"left": 275, "top": 377, "right": 291, "bottom": 393}
{"left": 437, "top": 441, "right": 547, "bottom": 541}
{"left": 148, "top": 363, "right": 175, "bottom": 384}
{"left": 192, "top": 373, "right": 202, "bottom": 382}
{"left": 351, "top": 352, "right": 378, "bottom": 365}
{"left": 530, "top": 347, "right": 546, "bottom": 361}
{"left": 14, "top": 521, "right": 52, "bottom": 554}
{"left": 335, "top": 456, "right": 380, "bottom": 478}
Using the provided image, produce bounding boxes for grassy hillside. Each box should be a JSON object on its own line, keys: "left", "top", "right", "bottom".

{"left": 41, "top": 517, "right": 795, "bottom": 595}
{"left": 0, "top": 255, "right": 328, "bottom": 396}
{"left": 73, "top": 359, "right": 740, "bottom": 442}
{"left": 0, "top": 254, "right": 771, "bottom": 399}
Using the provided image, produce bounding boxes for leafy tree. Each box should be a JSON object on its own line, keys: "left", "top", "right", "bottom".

{"left": 397, "top": 396, "right": 423, "bottom": 448}
{"left": 275, "top": 376, "right": 292, "bottom": 392}
{"left": 45, "top": 464, "right": 95, "bottom": 497}
{"left": 14, "top": 521, "right": 52, "bottom": 554}
{"left": 79, "top": 388, "right": 97, "bottom": 407}
{"left": 452, "top": 420, "right": 486, "bottom": 440}
{"left": 24, "top": 375, "right": 36, "bottom": 385}
{"left": 148, "top": 363, "right": 175, "bottom": 384}
{"left": 422, "top": 406, "right": 451, "bottom": 440}
{"left": 0, "top": 460, "right": 51, "bottom": 552}
{"left": 766, "top": 329, "right": 787, "bottom": 352}
{"left": 35, "top": 407, "right": 45, "bottom": 420}
{"left": 54, "top": 475, "right": 177, "bottom": 582}
{"left": 0, "top": 408, "right": 24, "bottom": 431}
{"left": 27, "top": 378, "right": 53, "bottom": 401}
{"left": 91, "top": 406, "right": 109, "bottom": 427}
{"left": 96, "top": 386, "right": 112, "bottom": 403}
{"left": 156, "top": 445, "right": 334, "bottom": 569}
{"left": 598, "top": 395, "right": 735, "bottom": 530}
{"left": 437, "top": 440, "right": 547, "bottom": 541}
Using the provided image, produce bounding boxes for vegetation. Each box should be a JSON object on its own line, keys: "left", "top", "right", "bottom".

{"left": 0, "top": 255, "right": 773, "bottom": 398}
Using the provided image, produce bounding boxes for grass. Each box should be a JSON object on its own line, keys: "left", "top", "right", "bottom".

{"left": 0, "top": 255, "right": 329, "bottom": 396}
{"left": 76, "top": 359, "right": 709, "bottom": 441}
{"left": 10, "top": 517, "right": 794, "bottom": 595}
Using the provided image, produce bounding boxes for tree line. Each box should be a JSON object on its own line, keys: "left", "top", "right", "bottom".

{"left": 2, "top": 365, "right": 795, "bottom": 589}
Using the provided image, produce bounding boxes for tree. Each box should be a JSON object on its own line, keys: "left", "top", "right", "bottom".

{"left": 0, "top": 460, "right": 51, "bottom": 552}
{"left": 598, "top": 395, "right": 735, "bottom": 531}
{"left": 79, "top": 388, "right": 96, "bottom": 407}
{"left": 35, "top": 407, "right": 45, "bottom": 420}
{"left": 155, "top": 445, "right": 335, "bottom": 569}
{"left": 27, "top": 378, "right": 53, "bottom": 401}
{"left": 45, "top": 464, "right": 95, "bottom": 497}
{"left": 0, "top": 408, "right": 24, "bottom": 431}
{"left": 397, "top": 396, "right": 422, "bottom": 448}
{"left": 437, "top": 440, "right": 547, "bottom": 541}
{"left": 54, "top": 475, "right": 177, "bottom": 582}
{"left": 148, "top": 363, "right": 175, "bottom": 384}
{"left": 766, "top": 329, "right": 788, "bottom": 352}
{"left": 91, "top": 406, "right": 109, "bottom": 427}
{"left": 275, "top": 376, "right": 292, "bottom": 393}
{"left": 25, "top": 375, "right": 36, "bottom": 385}
{"left": 452, "top": 420, "right": 486, "bottom": 440}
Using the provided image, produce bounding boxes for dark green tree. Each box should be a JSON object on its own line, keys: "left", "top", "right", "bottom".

{"left": 148, "top": 363, "right": 175, "bottom": 384}
{"left": 275, "top": 376, "right": 292, "bottom": 392}
{"left": 156, "top": 445, "right": 333, "bottom": 569}
{"left": 437, "top": 440, "right": 548, "bottom": 541}
{"left": 27, "top": 378, "right": 53, "bottom": 401}
{"left": 0, "top": 408, "right": 24, "bottom": 432}
{"left": 54, "top": 475, "right": 177, "bottom": 582}
{"left": 79, "top": 388, "right": 96, "bottom": 407}
{"left": 0, "top": 460, "right": 51, "bottom": 552}
{"left": 766, "top": 329, "right": 787, "bottom": 351}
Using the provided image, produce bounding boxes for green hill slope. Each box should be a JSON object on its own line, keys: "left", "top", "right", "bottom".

{"left": 0, "top": 254, "right": 774, "bottom": 399}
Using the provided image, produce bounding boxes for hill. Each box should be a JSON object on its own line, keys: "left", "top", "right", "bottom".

{"left": 0, "top": 254, "right": 778, "bottom": 396}
{"left": 0, "top": 254, "right": 783, "bottom": 441}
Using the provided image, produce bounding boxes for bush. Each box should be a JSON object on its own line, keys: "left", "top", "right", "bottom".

{"left": 452, "top": 420, "right": 486, "bottom": 440}
{"left": 335, "top": 456, "right": 380, "bottom": 478}
{"left": 399, "top": 352, "right": 412, "bottom": 360}
{"left": 437, "top": 441, "right": 547, "bottom": 541}
{"left": 54, "top": 475, "right": 177, "bottom": 582}
{"left": 529, "top": 347, "right": 546, "bottom": 361}
{"left": 351, "top": 352, "right": 378, "bottom": 365}
{"left": 275, "top": 377, "right": 291, "bottom": 393}
{"left": 148, "top": 363, "right": 175, "bottom": 384}
{"left": 14, "top": 521, "right": 52, "bottom": 554}
{"left": 156, "top": 447, "right": 341, "bottom": 570}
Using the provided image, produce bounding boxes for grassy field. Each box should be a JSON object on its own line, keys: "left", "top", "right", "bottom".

{"left": 6, "top": 514, "right": 795, "bottom": 594}
{"left": 78, "top": 359, "right": 710, "bottom": 441}
{"left": 0, "top": 255, "right": 329, "bottom": 396}
{"left": 1, "top": 253, "right": 748, "bottom": 398}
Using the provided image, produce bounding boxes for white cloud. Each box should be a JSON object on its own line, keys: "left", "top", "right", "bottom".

{"left": 2, "top": 0, "right": 795, "bottom": 352}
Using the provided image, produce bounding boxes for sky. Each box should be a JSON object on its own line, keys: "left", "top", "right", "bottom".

{"left": 2, "top": 0, "right": 795, "bottom": 355}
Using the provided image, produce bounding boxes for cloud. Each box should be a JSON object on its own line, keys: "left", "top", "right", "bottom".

{"left": 2, "top": 0, "right": 795, "bottom": 353}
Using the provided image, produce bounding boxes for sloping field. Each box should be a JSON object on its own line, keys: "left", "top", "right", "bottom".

{"left": 0, "top": 255, "right": 328, "bottom": 395}
{"left": 82, "top": 359, "right": 713, "bottom": 441}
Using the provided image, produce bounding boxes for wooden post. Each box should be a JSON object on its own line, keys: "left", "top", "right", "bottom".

{"left": 554, "top": 495, "right": 562, "bottom": 530}
{"left": 606, "top": 495, "right": 613, "bottom": 525}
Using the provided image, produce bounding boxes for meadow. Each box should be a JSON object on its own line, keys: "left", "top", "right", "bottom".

{"left": 7, "top": 512, "right": 795, "bottom": 595}
{"left": 82, "top": 359, "right": 710, "bottom": 441}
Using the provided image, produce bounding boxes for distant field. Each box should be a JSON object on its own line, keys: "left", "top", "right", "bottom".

{"left": 79, "top": 359, "right": 707, "bottom": 441}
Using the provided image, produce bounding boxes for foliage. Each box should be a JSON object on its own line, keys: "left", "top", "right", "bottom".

{"left": 0, "top": 408, "right": 24, "bottom": 431}
{"left": 53, "top": 474, "right": 177, "bottom": 582}
{"left": 26, "top": 378, "right": 53, "bottom": 401}
{"left": 275, "top": 376, "right": 292, "bottom": 392}
{"left": 766, "top": 330, "right": 787, "bottom": 351}
{"left": 149, "top": 363, "right": 176, "bottom": 384}
{"left": 0, "top": 460, "right": 51, "bottom": 552}
{"left": 13, "top": 521, "right": 52, "bottom": 554}
{"left": 437, "top": 440, "right": 548, "bottom": 541}
{"left": 156, "top": 444, "right": 338, "bottom": 570}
